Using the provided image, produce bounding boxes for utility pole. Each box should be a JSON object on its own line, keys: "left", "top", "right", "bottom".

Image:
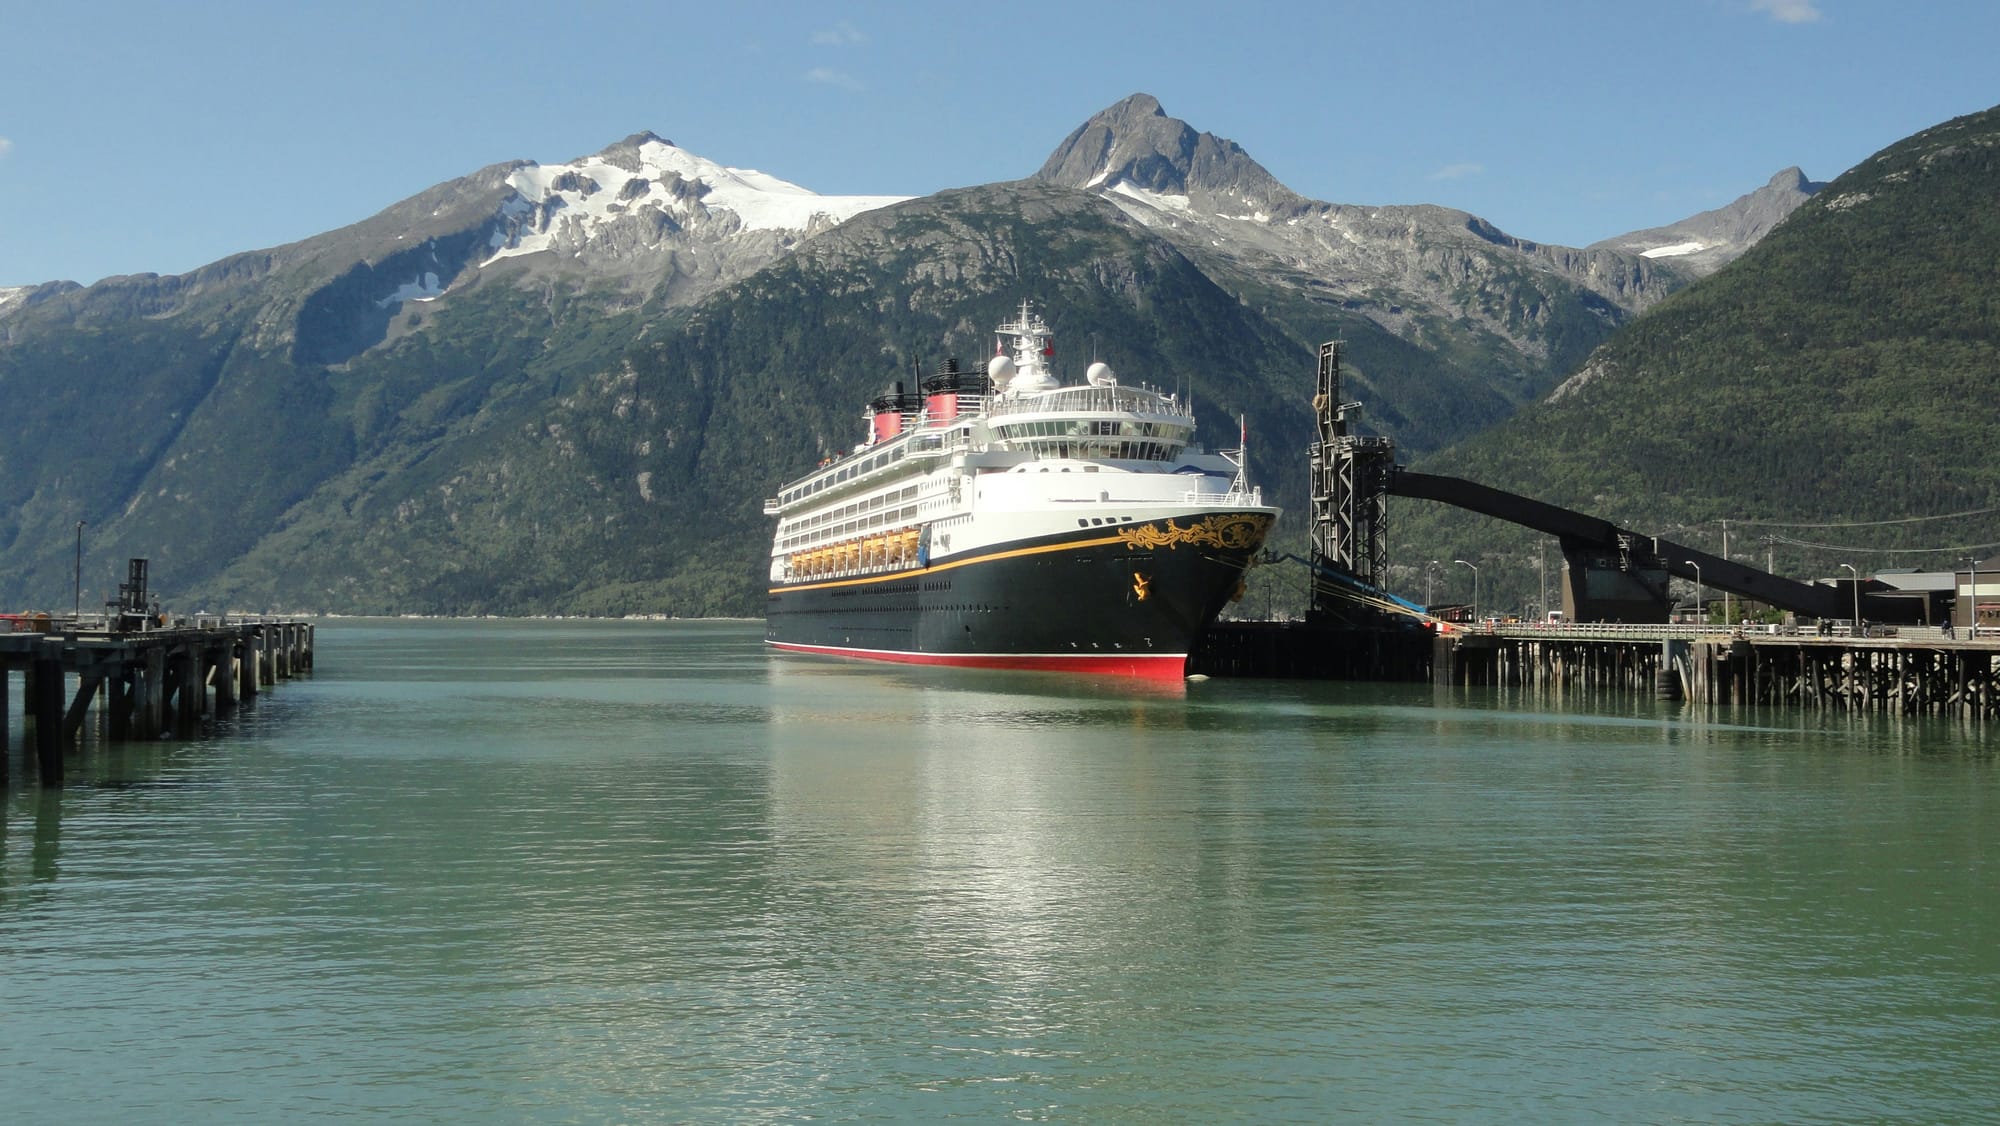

{"left": 1840, "top": 563, "right": 1860, "bottom": 636}
{"left": 1722, "top": 520, "right": 1732, "bottom": 625}
{"left": 74, "top": 520, "right": 86, "bottom": 621}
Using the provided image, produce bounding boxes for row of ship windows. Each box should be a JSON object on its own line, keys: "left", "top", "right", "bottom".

{"left": 780, "top": 484, "right": 923, "bottom": 542}
{"left": 1014, "top": 440, "right": 1180, "bottom": 461}
{"left": 779, "top": 428, "right": 971, "bottom": 506}
{"left": 778, "top": 503, "right": 920, "bottom": 550}
{"left": 997, "top": 420, "right": 1191, "bottom": 440}
{"left": 825, "top": 579, "right": 956, "bottom": 598}
{"left": 1079, "top": 516, "right": 1137, "bottom": 527}
{"left": 797, "top": 483, "right": 921, "bottom": 526}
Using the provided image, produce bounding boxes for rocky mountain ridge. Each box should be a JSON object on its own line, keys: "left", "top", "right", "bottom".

{"left": 1589, "top": 166, "right": 1826, "bottom": 275}
{"left": 1034, "top": 95, "right": 1693, "bottom": 393}
{"left": 0, "top": 94, "right": 1844, "bottom": 615}
{"left": 1395, "top": 102, "right": 2000, "bottom": 615}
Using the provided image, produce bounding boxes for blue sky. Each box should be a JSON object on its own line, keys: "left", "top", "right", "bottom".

{"left": 2, "top": 0, "right": 1995, "bottom": 287}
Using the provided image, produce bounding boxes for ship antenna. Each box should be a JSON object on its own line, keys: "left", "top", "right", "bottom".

{"left": 1230, "top": 413, "right": 1251, "bottom": 499}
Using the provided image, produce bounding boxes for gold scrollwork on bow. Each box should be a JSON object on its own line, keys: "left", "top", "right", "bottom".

{"left": 1116, "top": 513, "right": 1273, "bottom": 552}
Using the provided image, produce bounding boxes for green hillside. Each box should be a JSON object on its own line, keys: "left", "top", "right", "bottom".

{"left": 30, "top": 117, "right": 1982, "bottom": 623}
{"left": 134, "top": 186, "right": 1327, "bottom": 617}
{"left": 1392, "top": 104, "right": 2000, "bottom": 615}
{"left": 7, "top": 169, "right": 1652, "bottom": 619}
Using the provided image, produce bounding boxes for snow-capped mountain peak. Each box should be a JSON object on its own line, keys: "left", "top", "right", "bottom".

{"left": 483, "top": 134, "right": 909, "bottom": 265}
{"left": 1035, "top": 93, "right": 1300, "bottom": 216}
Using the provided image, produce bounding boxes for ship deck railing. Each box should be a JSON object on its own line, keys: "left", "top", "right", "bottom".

{"left": 1463, "top": 620, "right": 1988, "bottom": 644}
{"left": 987, "top": 385, "right": 1186, "bottom": 418}
{"left": 1191, "top": 487, "right": 1264, "bottom": 507}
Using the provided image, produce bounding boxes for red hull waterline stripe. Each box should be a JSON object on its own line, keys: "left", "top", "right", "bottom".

{"left": 768, "top": 641, "right": 1190, "bottom": 681}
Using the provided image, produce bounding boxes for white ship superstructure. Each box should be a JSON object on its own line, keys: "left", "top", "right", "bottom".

{"left": 763, "top": 301, "right": 1278, "bottom": 679}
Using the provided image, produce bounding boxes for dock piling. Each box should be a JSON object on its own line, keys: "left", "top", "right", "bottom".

{"left": 2, "top": 617, "right": 314, "bottom": 786}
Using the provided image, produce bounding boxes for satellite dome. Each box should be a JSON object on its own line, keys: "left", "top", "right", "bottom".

{"left": 988, "top": 354, "right": 1016, "bottom": 382}
{"left": 1086, "top": 362, "right": 1116, "bottom": 387}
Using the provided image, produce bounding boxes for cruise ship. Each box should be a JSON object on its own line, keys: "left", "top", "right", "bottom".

{"left": 763, "top": 302, "right": 1279, "bottom": 679}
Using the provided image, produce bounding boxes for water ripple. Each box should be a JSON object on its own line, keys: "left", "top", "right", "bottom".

{"left": 3, "top": 620, "right": 1995, "bottom": 1122}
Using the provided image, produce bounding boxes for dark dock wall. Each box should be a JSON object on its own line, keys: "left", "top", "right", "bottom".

{"left": 1193, "top": 622, "right": 1432, "bottom": 681}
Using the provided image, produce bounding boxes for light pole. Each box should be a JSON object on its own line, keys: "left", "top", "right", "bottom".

{"left": 1538, "top": 543, "right": 1547, "bottom": 622}
{"left": 1967, "top": 557, "right": 1979, "bottom": 639}
{"left": 1840, "top": 563, "right": 1859, "bottom": 637}
{"left": 1721, "top": 521, "right": 1731, "bottom": 626}
{"left": 1427, "top": 560, "right": 1439, "bottom": 608}
{"left": 1684, "top": 560, "right": 1702, "bottom": 625}
{"left": 1455, "top": 559, "right": 1479, "bottom": 623}
{"left": 74, "top": 520, "right": 86, "bottom": 622}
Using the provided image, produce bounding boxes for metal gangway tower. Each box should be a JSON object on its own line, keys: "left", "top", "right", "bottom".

{"left": 1307, "top": 342, "right": 1400, "bottom": 621}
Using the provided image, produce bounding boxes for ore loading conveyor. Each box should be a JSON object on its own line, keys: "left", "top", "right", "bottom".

{"left": 1298, "top": 342, "right": 1914, "bottom": 627}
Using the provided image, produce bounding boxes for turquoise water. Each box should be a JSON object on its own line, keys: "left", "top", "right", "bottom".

{"left": 3, "top": 619, "right": 1995, "bottom": 1122}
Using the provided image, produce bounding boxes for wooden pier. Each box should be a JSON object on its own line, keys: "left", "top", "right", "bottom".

{"left": 0, "top": 617, "right": 314, "bottom": 785}
{"left": 1198, "top": 621, "right": 1999, "bottom": 719}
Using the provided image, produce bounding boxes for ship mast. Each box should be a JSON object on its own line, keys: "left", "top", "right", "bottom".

{"left": 998, "top": 300, "right": 1054, "bottom": 379}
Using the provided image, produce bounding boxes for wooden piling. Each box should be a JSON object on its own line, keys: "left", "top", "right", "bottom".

{"left": 33, "top": 657, "right": 64, "bottom": 781}
{"left": 1196, "top": 621, "right": 1997, "bottom": 719}
{"left": 2, "top": 617, "right": 314, "bottom": 786}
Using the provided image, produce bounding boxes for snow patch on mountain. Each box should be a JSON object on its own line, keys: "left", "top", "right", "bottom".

{"left": 0, "top": 286, "right": 27, "bottom": 315}
{"left": 376, "top": 272, "right": 446, "bottom": 307}
{"left": 1109, "top": 182, "right": 1192, "bottom": 214}
{"left": 1593, "top": 167, "right": 1824, "bottom": 276}
{"left": 484, "top": 136, "right": 907, "bottom": 264}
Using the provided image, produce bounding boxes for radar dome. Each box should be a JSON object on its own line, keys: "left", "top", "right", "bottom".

{"left": 1086, "top": 362, "right": 1116, "bottom": 387}
{"left": 988, "top": 355, "right": 1016, "bottom": 382}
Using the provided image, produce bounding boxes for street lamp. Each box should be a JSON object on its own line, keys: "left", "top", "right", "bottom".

{"left": 1454, "top": 559, "right": 1479, "bottom": 623}
{"left": 1968, "top": 557, "right": 1979, "bottom": 640}
{"left": 1684, "top": 560, "right": 1702, "bottom": 625}
{"left": 1839, "top": 563, "right": 1859, "bottom": 638}
{"left": 1721, "top": 520, "right": 1732, "bottom": 626}
{"left": 1427, "top": 560, "right": 1439, "bottom": 608}
{"left": 74, "top": 520, "right": 86, "bottom": 622}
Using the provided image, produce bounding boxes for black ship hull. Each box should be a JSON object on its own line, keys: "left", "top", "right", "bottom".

{"left": 765, "top": 511, "right": 1274, "bottom": 679}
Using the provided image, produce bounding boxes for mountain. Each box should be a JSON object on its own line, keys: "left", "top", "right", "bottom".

{"left": 186, "top": 182, "right": 1327, "bottom": 616}
{"left": 0, "top": 95, "right": 1818, "bottom": 618}
{"left": 0, "top": 133, "right": 911, "bottom": 616}
{"left": 1590, "top": 167, "right": 1826, "bottom": 276}
{"left": 1393, "top": 104, "right": 2000, "bottom": 615}
{"left": 1033, "top": 95, "right": 1693, "bottom": 450}
{"left": 0, "top": 281, "right": 82, "bottom": 318}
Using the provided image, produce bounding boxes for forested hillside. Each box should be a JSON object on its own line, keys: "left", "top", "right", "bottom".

{"left": 163, "top": 186, "right": 1325, "bottom": 616}
{"left": 13, "top": 91, "right": 1956, "bottom": 622}
{"left": 1392, "top": 104, "right": 2000, "bottom": 614}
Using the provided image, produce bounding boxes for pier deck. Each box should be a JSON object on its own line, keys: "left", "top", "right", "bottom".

{"left": 0, "top": 617, "right": 313, "bottom": 785}
{"left": 1197, "top": 621, "right": 1999, "bottom": 719}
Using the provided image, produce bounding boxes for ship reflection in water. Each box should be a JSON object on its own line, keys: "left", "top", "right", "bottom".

{"left": 5, "top": 620, "right": 1993, "bottom": 1122}
{"left": 762, "top": 653, "right": 1216, "bottom": 1025}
